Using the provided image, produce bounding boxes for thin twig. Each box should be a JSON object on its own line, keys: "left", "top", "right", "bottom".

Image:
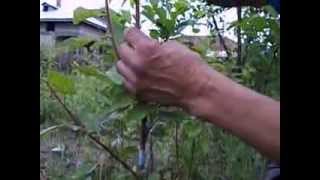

{"left": 175, "top": 121, "right": 179, "bottom": 179}
{"left": 88, "top": 134, "right": 140, "bottom": 179}
{"left": 134, "top": 0, "right": 148, "bottom": 174}
{"left": 149, "top": 135, "right": 154, "bottom": 173}
{"left": 236, "top": 0, "right": 242, "bottom": 65}
{"left": 236, "top": 5, "right": 242, "bottom": 66}
{"left": 105, "top": 0, "right": 120, "bottom": 59}
{"left": 46, "top": 81, "right": 139, "bottom": 179}
{"left": 211, "top": 14, "right": 232, "bottom": 60}
{"left": 135, "top": 0, "right": 141, "bottom": 29}
{"left": 188, "top": 139, "right": 196, "bottom": 180}
{"left": 40, "top": 124, "right": 64, "bottom": 137}
{"left": 47, "top": 82, "right": 84, "bottom": 127}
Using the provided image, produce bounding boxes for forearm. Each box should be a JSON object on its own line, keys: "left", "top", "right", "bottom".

{"left": 186, "top": 68, "right": 280, "bottom": 161}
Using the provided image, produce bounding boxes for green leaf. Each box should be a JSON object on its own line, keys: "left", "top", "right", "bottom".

{"left": 57, "top": 37, "right": 95, "bottom": 53}
{"left": 176, "top": 20, "right": 192, "bottom": 33}
{"left": 142, "top": 5, "right": 156, "bottom": 24}
{"left": 119, "top": 146, "right": 138, "bottom": 160}
{"left": 106, "top": 65, "right": 123, "bottom": 85}
{"left": 183, "top": 120, "right": 202, "bottom": 138}
{"left": 120, "top": 10, "right": 132, "bottom": 24}
{"left": 264, "top": 5, "right": 278, "bottom": 17}
{"left": 150, "top": 29, "right": 160, "bottom": 39}
{"left": 155, "top": 6, "right": 167, "bottom": 22}
{"left": 73, "top": 7, "right": 105, "bottom": 24}
{"left": 129, "top": 0, "right": 136, "bottom": 7}
{"left": 200, "top": 135, "right": 209, "bottom": 154}
{"left": 192, "top": 28, "right": 200, "bottom": 33}
{"left": 194, "top": 10, "right": 206, "bottom": 19}
{"left": 77, "top": 66, "right": 111, "bottom": 82}
{"left": 150, "top": 0, "right": 159, "bottom": 6}
{"left": 149, "top": 174, "right": 161, "bottom": 180}
{"left": 158, "top": 110, "right": 189, "bottom": 123}
{"left": 125, "top": 105, "right": 149, "bottom": 121}
{"left": 110, "top": 10, "right": 127, "bottom": 44}
{"left": 174, "top": 0, "right": 188, "bottom": 13}
{"left": 167, "top": 19, "right": 177, "bottom": 34}
{"left": 70, "top": 163, "right": 92, "bottom": 179}
{"left": 172, "top": 0, "right": 188, "bottom": 19}
{"left": 48, "top": 70, "right": 75, "bottom": 95}
{"left": 209, "top": 62, "right": 226, "bottom": 73}
{"left": 104, "top": 85, "right": 134, "bottom": 111}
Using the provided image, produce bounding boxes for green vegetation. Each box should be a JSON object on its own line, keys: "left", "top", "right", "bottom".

{"left": 40, "top": 1, "right": 279, "bottom": 179}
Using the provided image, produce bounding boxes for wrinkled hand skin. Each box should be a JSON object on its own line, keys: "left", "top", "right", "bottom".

{"left": 117, "top": 28, "right": 280, "bottom": 162}
{"left": 116, "top": 27, "right": 214, "bottom": 113}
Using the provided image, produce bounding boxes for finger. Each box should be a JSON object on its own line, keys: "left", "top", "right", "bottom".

{"left": 124, "top": 27, "right": 151, "bottom": 48}
{"left": 118, "top": 43, "right": 138, "bottom": 67}
{"left": 123, "top": 78, "right": 136, "bottom": 95}
{"left": 116, "top": 60, "right": 137, "bottom": 84}
{"left": 119, "top": 43, "right": 145, "bottom": 76}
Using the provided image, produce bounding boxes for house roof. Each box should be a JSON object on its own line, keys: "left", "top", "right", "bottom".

{"left": 40, "top": 0, "right": 107, "bottom": 31}
{"left": 41, "top": 2, "right": 58, "bottom": 10}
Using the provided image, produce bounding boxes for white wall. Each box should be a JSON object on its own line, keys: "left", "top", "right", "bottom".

{"left": 40, "top": 21, "right": 105, "bottom": 47}
{"left": 40, "top": 32, "right": 56, "bottom": 48}
{"left": 54, "top": 22, "right": 79, "bottom": 37}
{"left": 78, "top": 24, "right": 105, "bottom": 39}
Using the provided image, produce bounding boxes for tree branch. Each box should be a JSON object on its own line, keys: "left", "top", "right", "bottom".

{"left": 46, "top": 81, "right": 139, "bottom": 179}
{"left": 105, "top": 0, "right": 120, "bottom": 59}
{"left": 134, "top": 0, "right": 149, "bottom": 174}
{"left": 237, "top": 5, "right": 242, "bottom": 66}
{"left": 88, "top": 134, "right": 140, "bottom": 179}
{"left": 135, "top": 0, "right": 141, "bottom": 29}
{"left": 47, "top": 82, "right": 84, "bottom": 128}
{"left": 211, "top": 14, "right": 232, "bottom": 60}
{"left": 149, "top": 135, "right": 154, "bottom": 173}
{"left": 206, "top": 0, "right": 265, "bottom": 7}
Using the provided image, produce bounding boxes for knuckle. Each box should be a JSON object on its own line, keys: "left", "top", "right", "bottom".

{"left": 140, "top": 40, "right": 158, "bottom": 51}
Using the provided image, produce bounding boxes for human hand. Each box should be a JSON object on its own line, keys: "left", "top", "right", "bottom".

{"left": 116, "top": 27, "right": 215, "bottom": 113}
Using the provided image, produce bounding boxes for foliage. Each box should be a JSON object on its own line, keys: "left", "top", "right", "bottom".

{"left": 40, "top": 0, "right": 279, "bottom": 179}
{"left": 143, "top": 0, "right": 194, "bottom": 40}
{"left": 73, "top": 7, "right": 105, "bottom": 25}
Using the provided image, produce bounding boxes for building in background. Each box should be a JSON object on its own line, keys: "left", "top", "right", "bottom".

{"left": 40, "top": 0, "right": 107, "bottom": 47}
{"left": 177, "top": 35, "right": 237, "bottom": 59}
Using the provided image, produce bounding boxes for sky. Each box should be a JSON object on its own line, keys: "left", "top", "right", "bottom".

{"left": 41, "top": 0, "right": 238, "bottom": 41}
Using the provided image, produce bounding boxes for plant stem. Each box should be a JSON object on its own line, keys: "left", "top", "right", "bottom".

{"left": 135, "top": 0, "right": 141, "bottom": 29}
{"left": 105, "top": 0, "right": 120, "bottom": 59}
{"left": 46, "top": 81, "right": 139, "bottom": 179}
{"left": 47, "top": 82, "right": 84, "bottom": 127}
{"left": 40, "top": 124, "right": 64, "bottom": 137}
{"left": 88, "top": 134, "right": 139, "bottom": 179}
{"left": 188, "top": 139, "right": 196, "bottom": 180}
{"left": 211, "top": 13, "right": 232, "bottom": 60}
{"left": 175, "top": 121, "right": 179, "bottom": 179}
{"left": 237, "top": 5, "right": 242, "bottom": 66}
{"left": 134, "top": 0, "right": 148, "bottom": 175}
{"left": 150, "top": 135, "right": 154, "bottom": 173}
